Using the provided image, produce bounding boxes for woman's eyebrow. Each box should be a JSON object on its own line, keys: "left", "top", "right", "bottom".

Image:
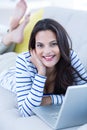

{"left": 36, "top": 40, "right": 57, "bottom": 44}
{"left": 49, "top": 40, "right": 57, "bottom": 43}
{"left": 36, "top": 42, "right": 43, "bottom": 44}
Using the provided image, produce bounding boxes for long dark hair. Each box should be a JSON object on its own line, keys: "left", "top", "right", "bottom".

{"left": 28, "top": 18, "right": 87, "bottom": 95}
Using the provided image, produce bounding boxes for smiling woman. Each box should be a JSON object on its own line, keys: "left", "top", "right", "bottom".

{"left": 0, "top": 18, "right": 87, "bottom": 117}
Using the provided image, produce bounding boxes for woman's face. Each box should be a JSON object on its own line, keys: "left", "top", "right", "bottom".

{"left": 35, "top": 30, "right": 61, "bottom": 68}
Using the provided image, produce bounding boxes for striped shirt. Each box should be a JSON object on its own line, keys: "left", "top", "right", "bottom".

{"left": 0, "top": 50, "right": 87, "bottom": 117}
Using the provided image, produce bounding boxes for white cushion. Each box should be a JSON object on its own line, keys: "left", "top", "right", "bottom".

{"left": 0, "top": 52, "right": 17, "bottom": 73}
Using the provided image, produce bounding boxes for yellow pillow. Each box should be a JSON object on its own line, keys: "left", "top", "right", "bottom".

{"left": 14, "top": 9, "right": 44, "bottom": 53}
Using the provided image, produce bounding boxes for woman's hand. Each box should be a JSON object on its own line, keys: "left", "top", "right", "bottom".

{"left": 41, "top": 96, "right": 52, "bottom": 106}
{"left": 30, "top": 50, "right": 46, "bottom": 76}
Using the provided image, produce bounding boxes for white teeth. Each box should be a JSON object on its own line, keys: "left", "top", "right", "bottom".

{"left": 45, "top": 56, "right": 52, "bottom": 58}
{"left": 44, "top": 56, "right": 54, "bottom": 60}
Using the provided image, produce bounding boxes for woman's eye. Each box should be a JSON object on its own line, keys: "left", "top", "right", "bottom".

{"left": 36, "top": 44, "right": 43, "bottom": 48}
{"left": 51, "top": 42, "right": 57, "bottom": 46}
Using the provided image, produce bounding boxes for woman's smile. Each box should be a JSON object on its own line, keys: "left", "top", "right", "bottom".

{"left": 42, "top": 55, "right": 55, "bottom": 61}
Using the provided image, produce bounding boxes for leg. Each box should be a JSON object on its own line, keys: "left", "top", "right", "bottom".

{"left": 0, "top": 0, "right": 28, "bottom": 54}
{"left": 10, "top": 0, "right": 27, "bottom": 31}
{"left": 2, "top": 14, "right": 30, "bottom": 46}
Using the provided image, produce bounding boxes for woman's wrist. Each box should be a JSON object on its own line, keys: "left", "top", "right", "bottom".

{"left": 41, "top": 96, "right": 52, "bottom": 105}
{"left": 38, "top": 71, "right": 46, "bottom": 76}
{"left": 38, "top": 69, "right": 46, "bottom": 76}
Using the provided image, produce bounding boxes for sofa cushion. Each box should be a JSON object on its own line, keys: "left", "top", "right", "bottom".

{"left": 0, "top": 87, "right": 51, "bottom": 130}
{"left": 65, "top": 11, "right": 87, "bottom": 71}
{"left": 0, "top": 52, "right": 17, "bottom": 73}
{"left": 14, "top": 9, "right": 44, "bottom": 53}
{"left": 0, "top": 87, "right": 17, "bottom": 112}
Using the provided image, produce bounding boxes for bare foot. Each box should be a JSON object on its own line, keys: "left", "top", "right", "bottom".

{"left": 10, "top": 0, "right": 27, "bottom": 31}
{"left": 3, "top": 14, "right": 30, "bottom": 46}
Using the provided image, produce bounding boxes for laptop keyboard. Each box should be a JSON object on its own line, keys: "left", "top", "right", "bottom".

{"left": 50, "top": 112, "right": 59, "bottom": 120}
{"left": 41, "top": 105, "right": 61, "bottom": 121}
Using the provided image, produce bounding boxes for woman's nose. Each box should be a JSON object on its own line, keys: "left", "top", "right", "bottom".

{"left": 43, "top": 46, "right": 51, "bottom": 54}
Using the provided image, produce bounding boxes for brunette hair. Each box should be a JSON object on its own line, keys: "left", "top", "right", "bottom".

{"left": 28, "top": 18, "right": 87, "bottom": 95}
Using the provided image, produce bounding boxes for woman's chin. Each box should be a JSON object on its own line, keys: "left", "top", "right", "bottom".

{"left": 43, "top": 63, "right": 55, "bottom": 68}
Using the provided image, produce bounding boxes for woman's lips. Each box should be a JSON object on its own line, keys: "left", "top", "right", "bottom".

{"left": 43, "top": 55, "right": 55, "bottom": 61}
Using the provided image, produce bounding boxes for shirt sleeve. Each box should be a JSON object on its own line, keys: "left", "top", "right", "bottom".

{"left": 16, "top": 53, "right": 47, "bottom": 117}
{"left": 70, "top": 50, "right": 87, "bottom": 85}
{"left": 50, "top": 94, "right": 64, "bottom": 105}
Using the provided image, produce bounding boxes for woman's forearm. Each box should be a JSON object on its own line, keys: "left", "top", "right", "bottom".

{"left": 41, "top": 94, "right": 64, "bottom": 106}
{"left": 41, "top": 96, "right": 52, "bottom": 106}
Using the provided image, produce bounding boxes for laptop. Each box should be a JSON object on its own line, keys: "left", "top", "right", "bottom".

{"left": 32, "top": 84, "right": 87, "bottom": 129}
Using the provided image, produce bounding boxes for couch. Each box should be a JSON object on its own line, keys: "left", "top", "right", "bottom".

{"left": 0, "top": 6, "right": 87, "bottom": 130}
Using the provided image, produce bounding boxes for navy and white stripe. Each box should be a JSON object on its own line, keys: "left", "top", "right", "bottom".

{"left": 0, "top": 50, "right": 87, "bottom": 117}
{"left": 70, "top": 50, "right": 87, "bottom": 84}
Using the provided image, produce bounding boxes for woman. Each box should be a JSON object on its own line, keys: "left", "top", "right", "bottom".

{"left": 0, "top": 18, "right": 87, "bottom": 117}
